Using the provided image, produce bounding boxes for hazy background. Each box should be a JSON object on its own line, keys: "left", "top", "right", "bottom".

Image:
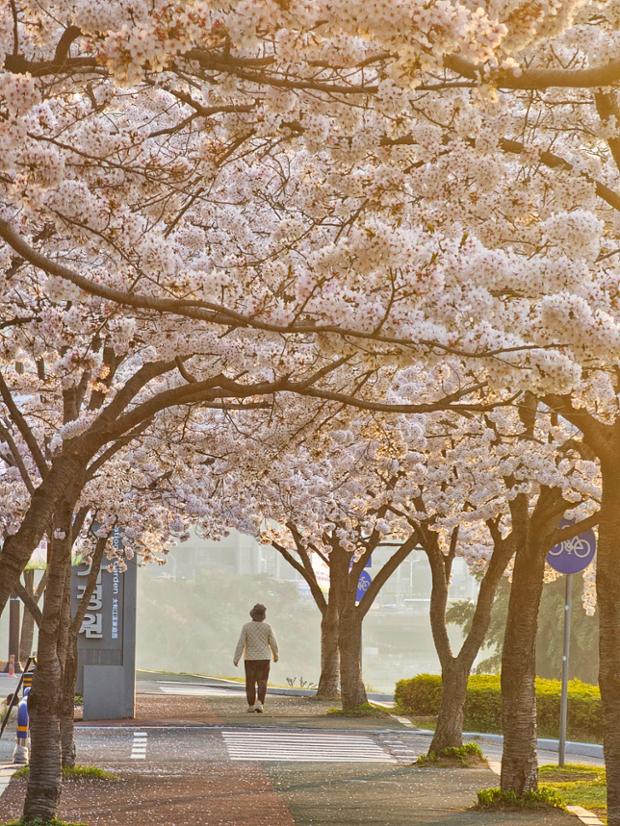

{"left": 0, "top": 531, "right": 598, "bottom": 692}
{"left": 135, "top": 531, "right": 473, "bottom": 692}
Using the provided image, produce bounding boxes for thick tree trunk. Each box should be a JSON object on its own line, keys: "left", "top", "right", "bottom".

{"left": 339, "top": 606, "right": 367, "bottom": 710}
{"left": 316, "top": 600, "right": 340, "bottom": 699}
{"left": 19, "top": 570, "right": 37, "bottom": 663}
{"left": 500, "top": 529, "right": 546, "bottom": 795}
{"left": 23, "top": 546, "right": 71, "bottom": 820}
{"left": 430, "top": 659, "right": 469, "bottom": 752}
{"left": 598, "top": 461, "right": 620, "bottom": 826}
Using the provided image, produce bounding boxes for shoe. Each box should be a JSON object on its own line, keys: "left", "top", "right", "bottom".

{"left": 247, "top": 705, "right": 255, "bottom": 712}
{"left": 255, "top": 703, "right": 264, "bottom": 713}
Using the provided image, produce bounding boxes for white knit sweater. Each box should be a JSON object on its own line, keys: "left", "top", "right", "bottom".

{"left": 234, "top": 620, "right": 279, "bottom": 662}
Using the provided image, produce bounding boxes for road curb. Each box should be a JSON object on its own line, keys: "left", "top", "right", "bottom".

{"left": 401, "top": 723, "right": 603, "bottom": 760}
{"left": 462, "top": 730, "right": 603, "bottom": 759}
{"left": 0, "top": 764, "right": 17, "bottom": 800}
{"left": 567, "top": 805, "right": 604, "bottom": 825}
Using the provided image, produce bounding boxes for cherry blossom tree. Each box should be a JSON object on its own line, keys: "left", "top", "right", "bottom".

{"left": 406, "top": 403, "right": 600, "bottom": 764}
{"left": 2, "top": 2, "right": 620, "bottom": 820}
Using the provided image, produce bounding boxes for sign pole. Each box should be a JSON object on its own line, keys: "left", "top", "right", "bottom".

{"left": 559, "top": 573, "right": 573, "bottom": 767}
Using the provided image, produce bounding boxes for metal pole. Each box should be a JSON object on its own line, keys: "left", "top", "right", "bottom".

{"left": 559, "top": 573, "right": 573, "bottom": 766}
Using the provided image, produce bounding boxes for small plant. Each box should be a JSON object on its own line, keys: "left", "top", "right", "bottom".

{"left": 13, "top": 765, "right": 117, "bottom": 781}
{"left": 476, "top": 785, "right": 566, "bottom": 811}
{"left": 285, "top": 676, "right": 317, "bottom": 689}
{"left": 63, "top": 765, "right": 117, "bottom": 781}
{"left": 417, "top": 742, "right": 485, "bottom": 767}
{"left": 73, "top": 695, "right": 83, "bottom": 706}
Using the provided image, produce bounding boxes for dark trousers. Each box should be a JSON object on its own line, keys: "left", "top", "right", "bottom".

{"left": 244, "top": 659, "right": 270, "bottom": 706}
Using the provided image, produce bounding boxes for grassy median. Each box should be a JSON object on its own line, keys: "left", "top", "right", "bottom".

{"left": 540, "top": 763, "right": 607, "bottom": 823}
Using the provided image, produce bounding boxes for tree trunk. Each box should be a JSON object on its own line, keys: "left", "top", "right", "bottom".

{"left": 23, "top": 545, "right": 71, "bottom": 820}
{"left": 430, "top": 659, "right": 469, "bottom": 752}
{"left": 598, "top": 460, "right": 620, "bottom": 826}
{"left": 23, "top": 499, "right": 75, "bottom": 822}
{"left": 500, "top": 527, "right": 546, "bottom": 795}
{"left": 316, "top": 600, "right": 340, "bottom": 699}
{"left": 316, "top": 551, "right": 347, "bottom": 700}
{"left": 58, "top": 565, "right": 76, "bottom": 771}
{"left": 19, "top": 570, "right": 37, "bottom": 663}
{"left": 0, "top": 451, "right": 85, "bottom": 616}
{"left": 339, "top": 605, "right": 367, "bottom": 710}
{"left": 61, "top": 636, "right": 78, "bottom": 769}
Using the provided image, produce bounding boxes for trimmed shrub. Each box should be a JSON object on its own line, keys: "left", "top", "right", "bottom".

{"left": 395, "top": 674, "right": 602, "bottom": 742}
{"left": 395, "top": 673, "right": 443, "bottom": 716}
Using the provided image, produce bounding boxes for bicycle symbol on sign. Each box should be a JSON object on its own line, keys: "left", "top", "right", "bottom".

{"left": 548, "top": 535, "right": 593, "bottom": 559}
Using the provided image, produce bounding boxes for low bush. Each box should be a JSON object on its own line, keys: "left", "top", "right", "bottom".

{"left": 476, "top": 785, "right": 565, "bottom": 811}
{"left": 395, "top": 674, "right": 602, "bottom": 742}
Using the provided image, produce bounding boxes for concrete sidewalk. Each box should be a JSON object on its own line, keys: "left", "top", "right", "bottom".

{"left": 0, "top": 685, "right": 583, "bottom": 826}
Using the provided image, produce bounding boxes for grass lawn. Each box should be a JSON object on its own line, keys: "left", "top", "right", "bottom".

{"left": 540, "top": 763, "right": 607, "bottom": 824}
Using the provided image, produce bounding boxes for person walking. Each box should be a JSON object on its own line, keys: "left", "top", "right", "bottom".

{"left": 234, "top": 603, "right": 278, "bottom": 713}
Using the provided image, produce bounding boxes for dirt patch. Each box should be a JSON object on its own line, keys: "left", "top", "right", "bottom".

{"left": 77, "top": 693, "right": 223, "bottom": 727}
{"left": 1, "top": 765, "right": 295, "bottom": 826}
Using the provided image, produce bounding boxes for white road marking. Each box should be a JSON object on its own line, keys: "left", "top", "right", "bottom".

{"left": 130, "top": 731, "right": 148, "bottom": 760}
{"left": 380, "top": 737, "right": 423, "bottom": 763}
{"left": 222, "top": 730, "right": 395, "bottom": 763}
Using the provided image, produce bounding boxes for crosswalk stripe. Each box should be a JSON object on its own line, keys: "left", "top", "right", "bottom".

{"left": 222, "top": 729, "right": 395, "bottom": 763}
{"left": 130, "top": 731, "right": 148, "bottom": 760}
{"left": 378, "top": 739, "right": 423, "bottom": 763}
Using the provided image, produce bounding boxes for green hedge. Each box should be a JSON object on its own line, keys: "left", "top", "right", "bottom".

{"left": 394, "top": 674, "right": 602, "bottom": 742}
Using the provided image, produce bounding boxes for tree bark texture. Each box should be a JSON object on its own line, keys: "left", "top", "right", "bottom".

{"left": 316, "top": 597, "right": 340, "bottom": 699}
{"left": 500, "top": 511, "right": 546, "bottom": 795}
{"left": 430, "top": 659, "right": 469, "bottom": 753}
{"left": 60, "top": 636, "right": 78, "bottom": 769}
{"left": 18, "top": 570, "right": 37, "bottom": 663}
{"left": 338, "top": 605, "right": 367, "bottom": 710}
{"left": 23, "top": 532, "right": 72, "bottom": 821}
{"left": 597, "top": 460, "right": 620, "bottom": 826}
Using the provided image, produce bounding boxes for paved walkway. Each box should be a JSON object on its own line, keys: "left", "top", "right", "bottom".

{"left": 0, "top": 685, "right": 576, "bottom": 826}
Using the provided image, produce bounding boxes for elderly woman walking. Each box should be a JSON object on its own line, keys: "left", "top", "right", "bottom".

{"left": 234, "top": 603, "right": 279, "bottom": 713}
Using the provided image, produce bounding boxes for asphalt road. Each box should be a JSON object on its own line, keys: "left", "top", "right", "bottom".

{"left": 0, "top": 673, "right": 604, "bottom": 770}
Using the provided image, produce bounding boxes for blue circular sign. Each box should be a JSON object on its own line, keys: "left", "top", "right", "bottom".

{"left": 547, "top": 522, "right": 596, "bottom": 574}
{"left": 356, "top": 569, "right": 372, "bottom": 603}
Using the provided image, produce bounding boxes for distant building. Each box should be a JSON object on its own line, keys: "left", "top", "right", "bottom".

{"left": 162, "top": 531, "right": 478, "bottom": 611}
